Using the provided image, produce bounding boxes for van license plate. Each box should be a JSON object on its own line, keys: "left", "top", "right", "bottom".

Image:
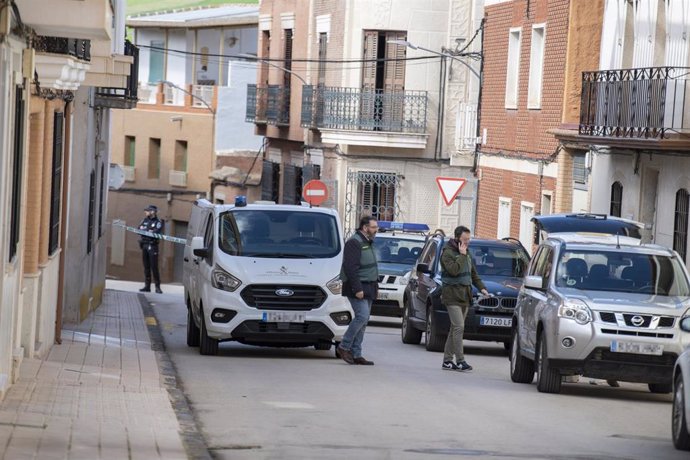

{"left": 480, "top": 316, "right": 512, "bottom": 327}
{"left": 262, "top": 312, "right": 306, "bottom": 323}
{"left": 610, "top": 340, "right": 663, "bottom": 356}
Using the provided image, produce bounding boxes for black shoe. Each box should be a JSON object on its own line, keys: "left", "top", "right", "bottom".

{"left": 457, "top": 360, "right": 473, "bottom": 371}
{"left": 353, "top": 357, "right": 374, "bottom": 365}
{"left": 442, "top": 361, "right": 459, "bottom": 371}
{"left": 155, "top": 287, "right": 163, "bottom": 294}
{"left": 336, "top": 346, "right": 354, "bottom": 364}
{"left": 139, "top": 286, "right": 151, "bottom": 292}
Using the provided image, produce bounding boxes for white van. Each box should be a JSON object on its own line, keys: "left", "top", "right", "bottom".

{"left": 183, "top": 198, "right": 352, "bottom": 355}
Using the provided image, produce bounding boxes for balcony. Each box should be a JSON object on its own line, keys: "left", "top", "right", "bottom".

{"left": 19, "top": 0, "right": 113, "bottom": 41}
{"left": 300, "top": 86, "right": 429, "bottom": 149}
{"left": 33, "top": 36, "right": 91, "bottom": 91}
{"left": 577, "top": 67, "right": 690, "bottom": 148}
{"left": 245, "top": 84, "right": 290, "bottom": 126}
{"left": 93, "top": 41, "right": 139, "bottom": 110}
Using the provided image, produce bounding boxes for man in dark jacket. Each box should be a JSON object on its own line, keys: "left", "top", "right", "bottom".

{"left": 138, "top": 205, "right": 163, "bottom": 293}
{"left": 440, "top": 225, "right": 489, "bottom": 371}
{"left": 337, "top": 216, "right": 379, "bottom": 365}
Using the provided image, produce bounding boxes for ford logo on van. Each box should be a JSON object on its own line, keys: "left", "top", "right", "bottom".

{"left": 275, "top": 288, "right": 294, "bottom": 297}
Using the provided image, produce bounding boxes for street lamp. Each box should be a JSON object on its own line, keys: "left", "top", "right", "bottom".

{"left": 159, "top": 80, "right": 215, "bottom": 114}
{"left": 238, "top": 53, "right": 308, "bottom": 85}
{"left": 387, "top": 39, "right": 481, "bottom": 80}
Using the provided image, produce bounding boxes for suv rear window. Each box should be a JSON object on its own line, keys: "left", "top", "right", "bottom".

{"left": 535, "top": 217, "right": 642, "bottom": 239}
{"left": 555, "top": 249, "right": 690, "bottom": 296}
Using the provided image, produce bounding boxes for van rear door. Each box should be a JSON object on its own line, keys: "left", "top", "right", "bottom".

{"left": 184, "top": 200, "right": 213, "bottom": 308}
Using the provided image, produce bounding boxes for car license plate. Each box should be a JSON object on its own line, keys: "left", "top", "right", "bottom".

{"left": 377, "top": 292, "right": 389, "bottom": 300}
{"left": 610, "top": 340, "right": 663, "bottom": 356}
{"left": 479, "top": 316, "right": 512, "bottom": 327}
{"left": 261, "top": 311, "right": 306, "bottom": 323}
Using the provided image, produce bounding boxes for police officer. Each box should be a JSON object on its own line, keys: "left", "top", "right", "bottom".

{"left": 138, "top": 205, "right": 163, "bottom": 293}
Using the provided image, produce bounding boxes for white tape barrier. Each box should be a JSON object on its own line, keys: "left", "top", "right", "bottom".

{"left": 112, "top": 221, "right": 186, "bottom": 245}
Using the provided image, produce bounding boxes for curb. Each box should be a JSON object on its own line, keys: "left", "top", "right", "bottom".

{"left": 138, "top": 293, "right": 213, "bottom": 460}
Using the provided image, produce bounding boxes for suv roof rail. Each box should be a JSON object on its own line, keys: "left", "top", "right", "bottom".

{"left": 564, "top": 213, "right": 608, "bottom": 220}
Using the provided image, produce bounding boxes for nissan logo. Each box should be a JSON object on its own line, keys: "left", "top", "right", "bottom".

{"left": 275, "top": 288, "right": 294, "bottom": 297}
{"left": 631, "top": 315, "right": 645, "bottom": 327}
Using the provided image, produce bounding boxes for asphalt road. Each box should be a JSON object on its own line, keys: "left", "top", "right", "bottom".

{"left": 141, "top": 287, "right": 687, "bottom": 460}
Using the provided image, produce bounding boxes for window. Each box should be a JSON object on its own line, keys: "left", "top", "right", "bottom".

{"left": 261, "top": 160, "right": 280, "bottom": 202}
{"left": 283, "top": 29, "right": 293, "bottom": 88}
{"left": 527, "top": 25, "right": 545, "bottom": 109}
{"left": 125, "top": 135, "right": 135, "bottom": 166}
{"left": 98, "top": 163, "right": 105, "bottom": 238}
{"left": 610, "top": 181, "right": 623, "bottom": 217}
{"left": 519, "top": 202, "right": 535, "bottom": 252}
{"left": 358, "top": 171, "right": 396, "bottom": 222}
{"left": 260, "top": 31, "right": 270, "bottom": 85}
{"left": 9, "top": 85, "right": 24, "bottom": 262}
{"left": 148, "top": 138, "right": 161, "bottom": 179}
{"left": 87, "top": 169, "right": 96, "bottom": 254}
{"left": 505, "top": 28, "right": 522, "bottom": 109}
{"left": 174, "top": 140, "right": 187, "bottom": 171}
{"left": 148, "top": 40, "right": 164, "bottom": 84}
{"left": 49, "top": 112, "right": 64, "bottom": 255}
{"left": 497, "top": 198, "right": 512, "bottom": 239}
{"left": 541, "top": 192, "right": 552, "bottom": 216}
{"left": 674, "top": 188, "right": 689, "bottom": 261}
{"left": 573, "top": 153, "right": 588, "bottom": 190}
{"left": 317, "top": 32, "right": 327, "bottom": 86}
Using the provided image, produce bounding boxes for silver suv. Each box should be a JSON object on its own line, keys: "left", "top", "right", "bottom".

{"left": 510, "top": 232, "right": 690, "bottom": 394}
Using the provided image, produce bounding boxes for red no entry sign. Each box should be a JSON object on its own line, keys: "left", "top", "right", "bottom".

{"left": 302, "top": 180, "right": 329, "bottom": 206}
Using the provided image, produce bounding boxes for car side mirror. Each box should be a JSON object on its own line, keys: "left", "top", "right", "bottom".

{"left": 524, "top": 275, "right": 544, "bottom": 290}
{"left": 680, "top": 316, "right": 690, "bottom": 333}
{"left": 191, "top": 236, "right": 209, "bottom": 258}
{"left": 416, "top": 263, "right": 430, "bottom": 274}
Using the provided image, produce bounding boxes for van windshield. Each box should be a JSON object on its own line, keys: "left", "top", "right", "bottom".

{"left": 218, "top": 209, "right": 341, "bottom": 258}
{"left": 555, "top": 249, "right": 690, "bottom": 296}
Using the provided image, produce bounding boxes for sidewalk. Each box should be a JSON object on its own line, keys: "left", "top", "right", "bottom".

{"left": 0, "top": 289, "right": 188, "bottom": 459}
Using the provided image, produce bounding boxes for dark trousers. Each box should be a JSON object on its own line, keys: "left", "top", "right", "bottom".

{"left": 141, "top": 244, "right": 160, "bottom": 287}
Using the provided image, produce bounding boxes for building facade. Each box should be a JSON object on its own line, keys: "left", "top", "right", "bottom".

{"left": 107, "top": 6, "right": 262, "bottom": 284}
{"left": 554, "top": 0, "right": 690, "bottom": 258}
{"left": 247, "top": 0, "right": 484, "bottom": 234}
{"left": 475, "top": 0, "right": 571, "bottom": 251}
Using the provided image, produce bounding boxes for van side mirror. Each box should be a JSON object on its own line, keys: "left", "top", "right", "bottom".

{"left": 680, "top": 316, "right": 690, "bottom": 333}
{"left": 524, "top": 275, "right": 544, "bottom": 290}
{"left": 416, "top": 263, "right": 430, "bottom": 274}
{"left": 191, "top": 236, "right": 209, "bottom": 258}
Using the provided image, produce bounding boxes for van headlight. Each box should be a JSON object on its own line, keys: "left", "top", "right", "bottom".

{"left": 558, "top": 298, "right": 592, "bottom": 325}
{"left": 212, "top": 265, "right": 241, "bottom": 292}
{"left": 397, "top": 271, "right": 411, "bottom": 285}
{"left": 327, "top": 276, "right": 342, "bottom": 295}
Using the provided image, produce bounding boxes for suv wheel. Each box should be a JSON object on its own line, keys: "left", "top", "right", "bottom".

{"left": 401, "top": 300, "right": 422, "bottom": 345}
{"left": 186, "top": 298, "right": 200, "bottom": 347}
{"left": 510, "top": 328, "right": 534, "bottom": 384}
{"left": 425, "top": 306, "right": 445, "bottom": 352}
{"left": 649, "top": 382, "right": 672, "bottom": 394}
{"left": 199, "top": 307, "right": 219, "bottom": 356}
{"left": 536, "top": 332, "right": 561, "bottom": 393}
{"left": 673, "top": 373, "right": 690, "bottom": 450}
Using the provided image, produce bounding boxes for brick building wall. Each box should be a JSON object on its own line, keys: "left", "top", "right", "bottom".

{"left": 476, "top": 0, "right": 569, "bottom": 239}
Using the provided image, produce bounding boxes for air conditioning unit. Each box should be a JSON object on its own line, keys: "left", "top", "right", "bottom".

{"left": 122, "top": 165, "right": 135, "bottom": 182}
{"left": 169, "top": 170, "right": 187, "bottom": 187}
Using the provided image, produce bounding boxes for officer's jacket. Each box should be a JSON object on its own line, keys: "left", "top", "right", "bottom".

{"left": 139, "top": 217, "right": 163, "bottom": 245}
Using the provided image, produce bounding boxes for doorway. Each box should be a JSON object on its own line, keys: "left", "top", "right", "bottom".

{"left": 639, "top": 168, "right": 658, "bottom": 243}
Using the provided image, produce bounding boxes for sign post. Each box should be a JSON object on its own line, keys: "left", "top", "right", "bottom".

{"left": 436, "top": 177, "right": 467, "bottom": 206}
{"left": 302, "top": 180, "right": 329, "bottom": 206}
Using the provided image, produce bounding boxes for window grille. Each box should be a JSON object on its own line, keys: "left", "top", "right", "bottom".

{"left": 674, "top": 188, "right": 689, "bottom": 261}
{"left": 610, "top": 181, "right": 623, "bottom": 217}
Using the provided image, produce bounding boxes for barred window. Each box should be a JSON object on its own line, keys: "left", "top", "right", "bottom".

{"left": 572, "top": 153, "right": 588, "bottom": 189}
{"left": 610, "top": 181, "right": 622, "bottom": 217}
{"left": 357, "top": 171, "right": 396, "bottom": 222}
{"left": 49, "top": 112, "right": 64, "bottom": 255}
{"left": 674, "top": 189, "right": 689, "bottom": 261}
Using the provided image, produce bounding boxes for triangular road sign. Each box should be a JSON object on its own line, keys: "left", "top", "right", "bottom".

{"left": 436, "top": 177, "right": 467, "bottom": 206}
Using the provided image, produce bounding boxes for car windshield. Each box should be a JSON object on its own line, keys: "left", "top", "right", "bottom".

{"left": 374, "top": 237, "right": 425, "bottom": 265}
{"left": 555, "top": 249, "right": 690, "bottom": 296}
{"left": 469, "top": 244, "right": 530, "bottom": 278}
{"left": 218, "top": 209, "right": 341, "bottom": 258}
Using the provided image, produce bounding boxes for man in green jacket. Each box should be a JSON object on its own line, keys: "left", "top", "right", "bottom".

{"left": 440, "top": 225, "right": 489, "bottom": 371}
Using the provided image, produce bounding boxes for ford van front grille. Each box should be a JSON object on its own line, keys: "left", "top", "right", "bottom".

{"left": 241, "top": 284, "right": 327, "bottom": 310}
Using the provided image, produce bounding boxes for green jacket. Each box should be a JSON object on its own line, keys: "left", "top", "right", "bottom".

{"left": 439, "top": 241, "right": 486, "bottom": 307}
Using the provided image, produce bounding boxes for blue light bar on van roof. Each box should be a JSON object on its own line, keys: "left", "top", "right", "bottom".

{"left": 378, "top": 221, "right": 430, "bottom": 233}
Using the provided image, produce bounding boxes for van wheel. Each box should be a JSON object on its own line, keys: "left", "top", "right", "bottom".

{"left": 649, "top": 382, "right": 672, "bottom": 394}
{"left": 401, "top": 301, "right": 422, "bottom": 345}
{"left": 510, "top": 329, "right": 534, "bottom": 384}
{"left": 673, "top": 373, "right": 690, "bottom": 450}
{"left": 186, "top": 300, "right": 200, "bottom": 347}
{"left": 314, "top": 341, "right": 332, "bottom": 351}
{"left": 536, "top": 332, "right": 561, "bottom": 393}
{"left": 425, "top": 306, "right": 445, "bottom": 352}
{"left": 199, "top": 308, "right": 218, "bottom": 356}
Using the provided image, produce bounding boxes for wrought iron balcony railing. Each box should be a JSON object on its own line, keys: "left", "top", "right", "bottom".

{"left": 35, "top": 36, "right": 91, "bottom": 61}
{"left": 245, "top": 84, "right": 290, "bottom": 126}
{"left": 94, "top": 41, "right": 139, "bottom": 109}
{"left": 579, "top": 66, "right": 690, "bottom": 139}
{"left": 301, "top": 85, "right": 428, "bottom": 134}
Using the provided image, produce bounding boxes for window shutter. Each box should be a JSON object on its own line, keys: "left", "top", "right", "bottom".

{"left": 384, "top": 31, "right": 406, "bottom": 93}
{"left": 283, "top": 164, "right": 296, "bottom": 204}
{"left": 261, "top": 160, "right": 276, "bottom": 201}
{"left": 361, "top": 31, "right": 378, "bottom": 91}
